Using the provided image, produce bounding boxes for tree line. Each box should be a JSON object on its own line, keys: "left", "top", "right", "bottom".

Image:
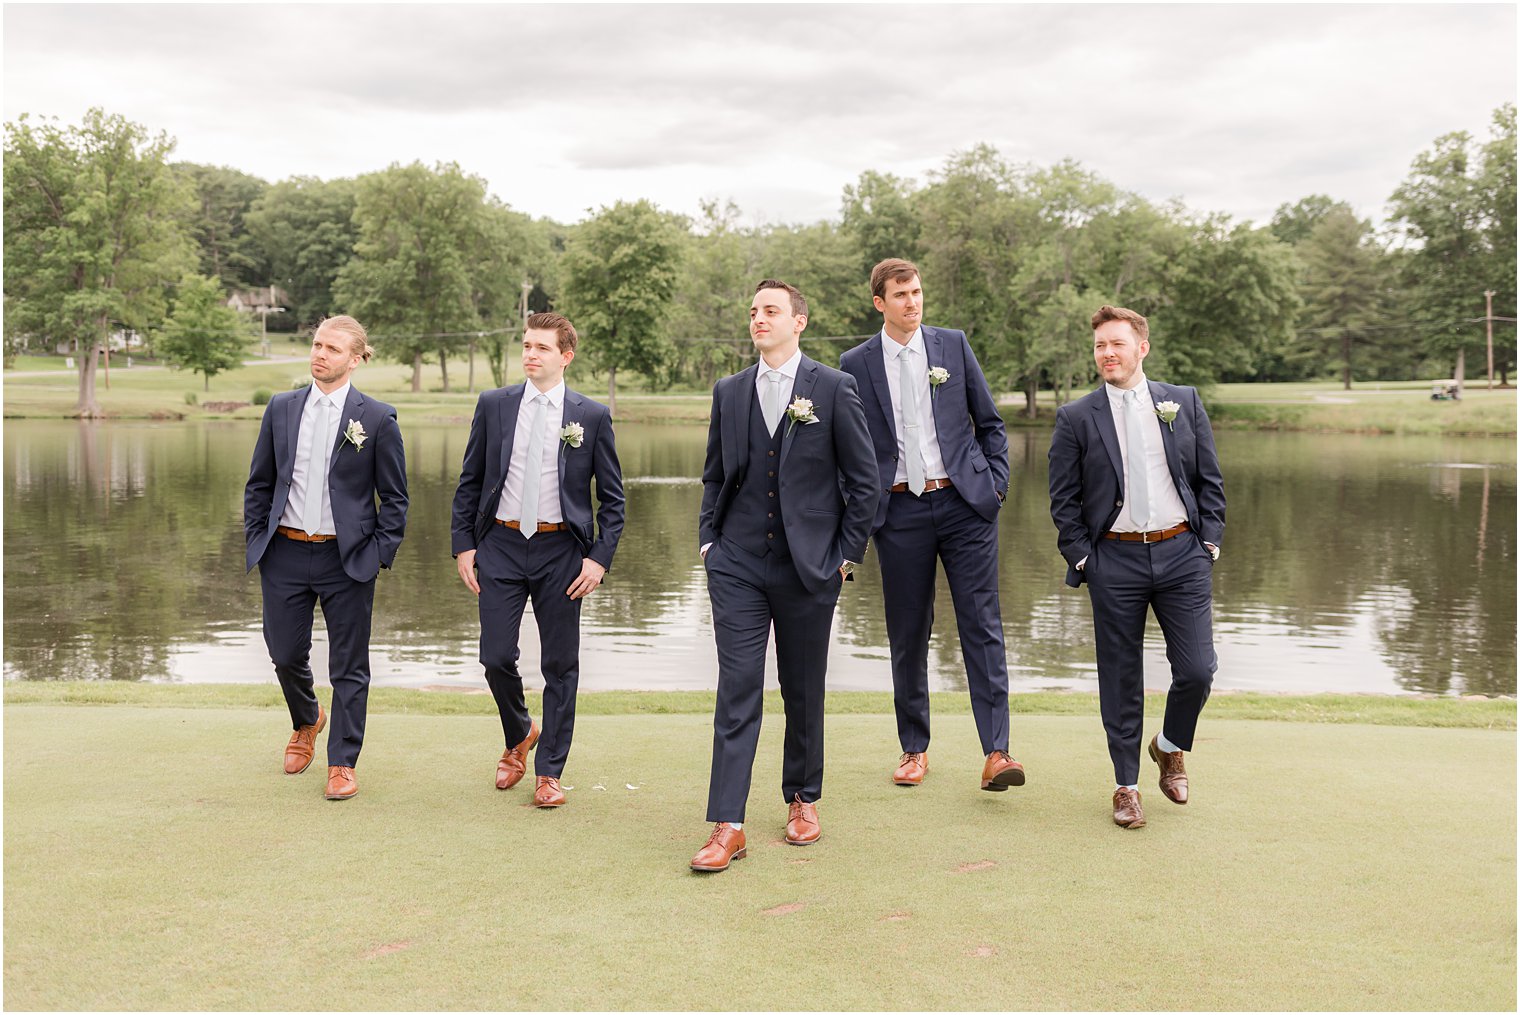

{"left": 5, "top": 105, "right": 1514, "bottom": 417}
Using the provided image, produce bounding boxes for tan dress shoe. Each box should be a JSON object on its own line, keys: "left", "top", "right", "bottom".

{"left": 283, "top": 706, "right": 326, "bottom": 775}
{"left": 785, "top": 795, "right": 821, "bottom": 845}
{"left": 325, "top": 765, "right": 357, "bottom": 800}
{"left": 1112, "top": 787, "right": 1145, "bottom": 828}
{"left": 980, "top": 750, "right": 1026, "bottom": 791}
{"left": 690, "top": 824, "right": 746, "bottom": 872}
{"left": 893, "top": 752, "right": 927, "bottom": 786}
{"left": 495, "top": 720, "right": 540, "bottom": 790}
{"left": 532, "top": 776, "right": 566, "bottom": 808}
{"left": 1148, "top": 734, "right": 1189, "bottom": 804}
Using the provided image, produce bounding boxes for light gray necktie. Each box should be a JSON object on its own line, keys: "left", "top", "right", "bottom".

{"left": 518, "top": 394, "right": 549, "bottom": 538}
{"left": 762, "top": 370, "right": 785, "bottom": 435}
{"left": 301, "top": 395, "right": 331, "bottom": 535}
{"left": 899, "top": 347, "right": 926, "bottom": 496}
{"left": 1125, "top": 388, "right": 1151, "bottom": 529}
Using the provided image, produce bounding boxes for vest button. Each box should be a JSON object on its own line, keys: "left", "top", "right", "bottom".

{"left": 768, "top": 491, "right": 775, "bottom": 498}
{"left": 768, "top": 450, "right": 776, "bottom": 457}
{"left": 767, "top": 512, "right": 774, "bottom": 518}
{"left": 768, "top": 471, "right": 775, "bottom": 477}
{"left": 766, "top": 532, "right": 775, "bottom": 540}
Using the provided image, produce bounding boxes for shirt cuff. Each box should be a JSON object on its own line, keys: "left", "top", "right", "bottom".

{"left": 700, "top": 541, "right": 712, "bottom": 559}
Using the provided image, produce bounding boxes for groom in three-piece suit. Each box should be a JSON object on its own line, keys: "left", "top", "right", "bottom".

{"left": 839, "top": 259, "right": 1025, "bottom": 792}
{"left": 689, "top": 279, "right": 878, "bottom": 873}
{"left": 244, "top": 315, "right": 409, "bottom": 801}
{"left": 1048, "top": 305, "right": 1225, "bottom": 829}
{"left": 451, "top": 312, "right": 624, "bottom": 809}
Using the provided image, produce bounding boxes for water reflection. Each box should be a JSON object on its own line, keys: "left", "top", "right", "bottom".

{"left": 3, "top": 420, "right": 1514, "bottom": 696}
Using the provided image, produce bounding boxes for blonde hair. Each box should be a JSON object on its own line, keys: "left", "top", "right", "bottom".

{"left": 316, "top": 315, "right": 373, "bottom": 362}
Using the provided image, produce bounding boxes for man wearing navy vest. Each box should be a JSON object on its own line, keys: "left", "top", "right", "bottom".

{"left": 451, "top": 312, "right": 624, "bottom": 809}
{"left": 244, "top": 315, "right": 409, "bottom": 801}
{"left": 689, "top": 279, "right": 878, "bottom": 873}
{"left": 839, "top": 259, "right": 1025, "bottom": 793}
{"left": 1048, "top": 305, "right": 1225, "bottom": 829}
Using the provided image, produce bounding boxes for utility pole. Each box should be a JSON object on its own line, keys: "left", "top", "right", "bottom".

{"left": 1485, "top": 290, "right": 1495, "bottom": 389}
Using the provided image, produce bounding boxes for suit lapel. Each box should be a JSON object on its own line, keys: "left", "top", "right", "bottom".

{"left": 283, "top": 389, "right": 305, "bottom": 469}
{"left": 923, "top": 326, "right": 947, "bottom": 431}
{"left": 498, "top": 384, "right": 525, "bottom": 480}
{"left": 558, "top": 390, "right": 578, "bottom": 488}
{"left": 859, "top": 333, "right": 895, "bottom": 432}
{"left": 329, "top": 387, "right": 364, "bottom": 469}
{"left": 780, "top": 357, "right": 819, "bottom": 470}
{"left": 728, "top": 364, "right": 757, "bottom": 477}
{"left": 1091, "top": 388, "right": 1123, "bottom": 483}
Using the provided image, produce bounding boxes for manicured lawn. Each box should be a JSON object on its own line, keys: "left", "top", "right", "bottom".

{"left": 4, "top": 690, "right": 1514, "bottom": 1010}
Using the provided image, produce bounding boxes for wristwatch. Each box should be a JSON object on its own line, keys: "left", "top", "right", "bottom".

{"left": 839, "top": 560, "right": 857, "bottom": 576}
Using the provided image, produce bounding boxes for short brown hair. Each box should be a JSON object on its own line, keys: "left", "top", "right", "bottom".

{"left": 754, "top": 279, "right": 808, "bottom": 318}
{"left": 526, "top": 312, "right": 578, "bottom": 353}
{"left": 316, "top": 315, "right": 373, "bottom": 362}
{"left": 1091, "top": 305, "right": 1149, "bottom": 342}
{"left": 870, "top": 258, "right": 921, "bottom": 300}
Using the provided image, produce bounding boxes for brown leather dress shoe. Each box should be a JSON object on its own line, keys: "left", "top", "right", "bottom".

{"left": 690, "top": 824, "right": 746, "bottom": 872}
{"left": 785, "top": 795, "right": 821, "bottom": 845}
{"left": 325, "top": 765, "right": 357, "bottom": 800}
{"left": 495, "top": 720, "right": 540, "bottom": 790}
{"left": 283, "top": 706, "right": 326, "bottom": 775}
{"left": 980, "top": 750, "right": 1026, "bottom": 791}
{"left": 1148, "top": 734, "right": 1189, "bottom": 804}
{"left": 1112, "top": 787, "right": 1145, "bottom": 828}
{"left": 532, "top": 776, "right": 566, "bottom": 808}
{"left": 892, "top": 751, "right": 927, "bottom": 786}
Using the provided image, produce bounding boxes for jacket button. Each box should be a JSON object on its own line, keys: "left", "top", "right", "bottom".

{"left": 1115, "top": 500, "right": 1123, "bottom": 507}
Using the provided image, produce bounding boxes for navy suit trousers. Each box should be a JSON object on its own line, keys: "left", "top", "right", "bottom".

{"left": 704, "top": 538, "right": 842, "bottom": 823}
{"left": 476, "top": 523, "right": 584, "bottom": 778}
{"left": 1085, "top": 533, "right": 1216, "bottom": 784}
{"left": 874, "top": 486, "right": 1010, "bottom": 755}
{"left": 259, "top": 534, "right": 376, "bottom": 767}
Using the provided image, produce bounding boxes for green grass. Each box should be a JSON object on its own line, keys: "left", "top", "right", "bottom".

{"left": 6, "top": 353, "right": 1514, "bottom": 434}
{"left": 4, "top": 698, "right": 1513, "bottom": 1010}
{"left": 5, "top": 680, "right": 1514, "bottom": 728}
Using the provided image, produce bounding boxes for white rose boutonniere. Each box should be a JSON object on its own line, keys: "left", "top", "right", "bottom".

{"left": 785, "top": 397, "right": 819, "bottom": 436}
{"left": 1154, "top": 400, "right": 1181, "bottom": 431}
{"left": 560, "top": 422, "right": 585, "bottom": 449}
{"left": 927, "top": 366, "right": 950, "bottom": 397}
{"left": 343, "top": 419, "right": 367, "bottom": 451}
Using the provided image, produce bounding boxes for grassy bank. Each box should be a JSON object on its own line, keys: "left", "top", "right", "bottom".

{"left": 5, "top": 680, "right": 1514, "bottom": 729}
{"left": 4, "top": 697, "right": 1514, "bottom": 1010}
{"left": 6, "top": 353, "right": 1514, "bottom": 434}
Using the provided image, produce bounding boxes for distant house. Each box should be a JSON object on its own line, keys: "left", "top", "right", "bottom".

{"left": 226, "top": 286, "right": 290, "bottom": 315}
{"left": 52, "top": 329, "right": 142, "bottom": 355}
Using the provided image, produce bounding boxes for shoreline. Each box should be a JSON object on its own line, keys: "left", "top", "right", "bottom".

{"left": 5, "top": 681, "right": 1513, "bottom": 729}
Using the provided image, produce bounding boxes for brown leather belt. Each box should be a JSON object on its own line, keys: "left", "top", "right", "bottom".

{"left": 1104, "top": 521, "right": 1190, "bottom": 543}
{"left": 497, "top": 519, "right": 570, "bottom": 533}
{"left": 889, "top": 478, "right": 954, "bottom": 494}
{"left": 277, "top": 525, "right": 336, "bottom": 543}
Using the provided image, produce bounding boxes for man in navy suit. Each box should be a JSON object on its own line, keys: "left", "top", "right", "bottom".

{"left": 244, "top": 315, "right": 409, "bottom": 801}
{"left": 689, "top": 279, "right": 878, "bottom": 873}
{"left": 451, "top": 312, "right": 624, "bottom": 809}
{"left": 839, "top": 259, "right": 1025, "bottom": 793}
{"left": 1048, "top": 305, "right": 1226, "bottom": 829}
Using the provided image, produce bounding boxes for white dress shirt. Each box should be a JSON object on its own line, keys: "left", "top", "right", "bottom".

{"left": 880, "top": 328, "right": 949, "bottom": 484}
{"left": 754, "top": 347, "right": 802, "bottom": 425}
{"left": 279, "top": 380, "right": 350, "bottom": 535}
{"left": 497, "top": 380, "right": 566, "bottom": 524}
{"left": 1105, "top": 373, "right": 1187, "bottom": 533}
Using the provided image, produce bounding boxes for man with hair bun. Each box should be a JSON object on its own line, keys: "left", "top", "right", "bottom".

{"left": 451, "top": 311, "right": 625, "bottom": 810}
{"left": 1048, "top": 305, "right": 1226, "bottom": 830}
{"left": 244, "top": 314, "right": 409, "bottom": 801}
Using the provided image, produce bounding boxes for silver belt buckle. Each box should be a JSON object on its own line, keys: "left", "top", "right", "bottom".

{"left": 1141, "top": 529, "right": 1156, "bottom": 544}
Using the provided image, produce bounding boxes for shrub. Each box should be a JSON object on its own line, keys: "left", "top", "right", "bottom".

{"left": 251, "top": 389, "right": 273, "bottom": 405}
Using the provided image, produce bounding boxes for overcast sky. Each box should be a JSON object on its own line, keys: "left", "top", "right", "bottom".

{"left": 4, "top": 4, "right": 1514, "bottom": 229}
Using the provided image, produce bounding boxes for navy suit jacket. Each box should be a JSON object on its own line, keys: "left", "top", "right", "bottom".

{"left": 450, "top": 384, "right": 625, "bottom": 571}
{"left": 244, "top": 385, "right": 408, "bottom": 583}
{"left": 699, "top": 355, "right": 879, "bottom": 594}
{"left": 1048, "top": 380, "right": 1226, "bottom": 588}
{"left": 839, "top": 326, "right": 1009, "bottom": 532}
